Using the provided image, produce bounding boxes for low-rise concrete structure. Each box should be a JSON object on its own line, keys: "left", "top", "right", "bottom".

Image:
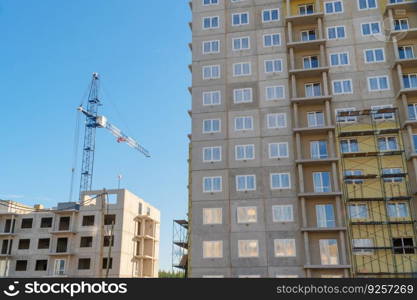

{"left": 0, "top": 189, "right": 160, "bottom": 278}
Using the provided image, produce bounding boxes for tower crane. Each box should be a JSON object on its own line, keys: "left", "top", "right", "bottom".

{"left": 77, "top": 73, "right": 150, "bottom": 197}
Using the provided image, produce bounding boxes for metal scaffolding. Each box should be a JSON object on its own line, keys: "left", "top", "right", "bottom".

{"left": 172, "top": 219, "right": 188, "bottom": 277}
{"left": 337, "top": 107, "right": 417, "bottom": 277}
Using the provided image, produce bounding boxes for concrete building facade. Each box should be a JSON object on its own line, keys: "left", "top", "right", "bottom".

{"left": 0, "top": 189, "right": 160, "bottom": 278}
{"left": 188, "top": 0, "right": 417, "bottom": 278}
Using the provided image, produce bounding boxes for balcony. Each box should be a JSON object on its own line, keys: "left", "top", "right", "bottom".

{"left": 293, "top": 125, "right": 335, "bottom": 135}
{"left": 385, "top": 0, "right": 417, "bottom": 13}
{"left": 287, "top": 38, "right": 326, "bottom": 50}
{"left": 304, "top": 264, "right": 351, "bottom": 269}
{"left": 296, "top": 157, "right": 339, "bottom": 165}
{"left": 301, "top": 226, "right": 347, "bottom": 232}
{"left": 289, "top": 66, "right": 329, "bottom": 78}
{"left": 291, "top": 95, "right": 332, "bottom": 105}
{"left": 286, "top": 12, "right": 324, "bottom": 25}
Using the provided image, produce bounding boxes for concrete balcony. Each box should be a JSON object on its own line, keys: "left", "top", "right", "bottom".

{"left": 394, "top": 57, "right": 417, "bottom": 68}
{"left": 301, "top": 227, "right": 347, "bottom": 232}
{"left": 287, "top": 39, "right": 326, "bottom": 50}
{"left": 134, "top": 214, "right": 160, "bottom": 223}
{"left": 49, "top": 251, "right": 74, "bottom": 256}
{"left": 293, "top": 125, "right": 335, "bottom": 135}
{"left": 403, "top": 118, "right": 417, "bottom": 128}
{"left": 285, "top": 12, "right": 324, "bottom": 25}
{"left": 133, "top": 235, "right": 159, "bottom": 242}
{"left": 289, "top": 66, "right": 329, "bottom": 78}
{"left": 385, "top": 0, "right": 417, "bottom": 14}
{"left": 50, "top": 230, "right": 76, "bottom": 235}
{"left": 290, "top": 95, "right": 332, "bottom": 105}
{"left": 295, "top": 157, "right": 339, "bottom": 165}
{"left": 397, "top": 86, "right": 417, "bottom": 98}
{"left": 391, "top": 28, "right": 417, "bottom": 40}
{"left": 298, "top": 191, "right": 342, "bottom": 198}
{"left": 0, "top": 232, "right": 16, "bottom": 237}
{"left": 304, "top": 264, "right": 351, "bottom": 269}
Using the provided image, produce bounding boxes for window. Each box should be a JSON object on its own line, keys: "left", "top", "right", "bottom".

{"left": 332, "top": 79, "right": 352, "bottom": 94}
{"left": 58, "top": 216, "right": 70, "bottom": 231}
{"left": 263, "top": 33, "right": 281, "bottom": 47}
{"left": 307, "top": 111, "right": 325, "bottom": 128}
{"left": 327, "top": 26, "right": 346, "bottom": 40}
{"left": 203, "top": 119, "right": 221, "bottom": 133}
{"left": 403, "top": 74, "right": 417, "bottom": 89}
{"left": 388, "top": 203, "right": 409, "bottom": 218}
{"left": 319, "top": 239, "right": 339, "bottom": 265}
{"left": 329, "top": 52, "right": 349, "bottom": 66}
{"left": 203, "top": 176, "right": 222, "bottom": 193}
{"left": 15, "top": 260, "right": 28, "bottom": 272}
{"left": 266, "top": 85, "right": 285, "bottom": 100}
{"left": 103, "top": 235, "right": 114, "bottom": 247}
{"left": 299, "top": 4, "right": 314, "bottom": 15}
{"left": 203, "top": 65, "right": 220, "bottom": 79}
{"left": 393, "top": 238, "right": 415, "bottom": 254}
{"left": 234, "top": 116, "right": 253, "bottom": 131}
{"left": 325, "top": 1, "right": 343, "bottom": 14}
{"left": 4, "top": 219, "right": 16, "bottom": 233}
{"left": 378, "top": 137, "right": 398, "bottom": 151}
{"left": 203, "top": 91, "right": 221, "bottom": 106}
{"left": 408, "top": 104, "right": 417, "bottom": 120}
{"left": 398, "top": 46, "right": 414, "bottom": 59}
{"left": 102, "top": 258, "right": 113, "bottom": 269}
{"left": 361, "top": 22, "right": 381, "bottom": 35}
{"left": 382, "top": 168, "right": 403, "bottom": 183}
{"left": 18, "top": 239, "right": 30, "bottom": 250}
{"left": 203, "top": 0, "right": 218, "bottom": 5}
{"left": 368, "top": 76, "right": 390, "bottom": 91}
{"left": 305, "top": 83, "right": 322, "bottom": 97}
{"left": 353, "top": 239, "right": 374, "bottom": 255}
{"left": 1, "top": 240, "right": 12, "bottom": 255}
{"left": 236, "top": 175, "right": 256, "bottom": 191}
{"left": 336, "top": 108, "right": 357, "bottom": 123}
{"left": 272, "top": 205, "right": 294, "bottom": 222}
{"left": 274, "top": 239, "right": 296, "bottom": 257}
{"left": 38, "top": 238, "right": 50, "bottom": 249}
{"left": 203, "top": 40, "right": 220, "bottom": 54}
{"left": 301, "top": 30, "right": 316, "bottom": 41}
{"left": 340, "top": 139, "right": 359, "bottom": 153}
{"left": 235, "top": 144, "right": 255, "bottom": 160}
{"left": 233, "top": 62, "right": 251, "bottom": 76}
{"left": 264, "top": 59, "right": 282, "bottom": 73}
{"left": 394, "top": 19, "right": 409, "bottom": 31}
{"left": 35, "top": 260, "right": 48, "bottom": 271}
{"left": 267, "top": 113, "right": 287, "bottom": 129}
{"left": 372, "top": 105, "right": 394, "bottom": 120}
{"left": 316, "top": 204, "right": 336, "bottom": 228}
{"left": 232, "top": 12, "right": 249, "bottom": 26}
{"left": 233, "top": 88, "right": 252, "bottom": 103}
{"left": 80, "top": 236, "right": 93, "bottom": 248}
{"left": 21, "top": 218, "right": 33, "bottom": 229}
{"left": 203, "top": 208, "right": 222, "bottom": 225}
{"left": 237, "top": 207, "right": 257, "bottom": 223}
{"left": 310, "top": 141, "right": 328, "bottom": 159}
{"left": 303, "top": 56, "right": 319, "bottom": 69}
{"left": 358, "top": 0, "right": 377, "bottom": 10}
{"left": 232, "top": 37, "right": 250, "bottom": 51}
{"left": 344, "top": 170, "right": 364, "bottom": 184}
{"left": 269, "top": 143, "right": 289, "bottom": 159}
{"left": 203, "top": 146, "right": 221, "bottom": 162}
{"left": 262, "top": 9, "right": 279, "bottom": 22}
{"left": 313, "top": 172, "right": 331, "bottom": 192}
{"left": 104, "top": 214, "right": 116, "bottom": 225}
{"left": 203, "top": 16, "right": 219, "bottom": 29}
{"left": 238, "top": 240, "right": 259, "bottom": 257}
{"left": 203, "top": 241, "right": 223, "bottom": 258}
{"left": 78, "top": 258, "right": 91, "bottom": 270}
{"left": 364, "top": 48, "right": 385, "bottom": 63}
{"left": 82, "top": 215, "right": 95, "bottom": 226}
{"left": 349, "top": 204, "right": 369, "bottom": 219}
{"left": 40, "top": 217, "right": 52, "bottom": 228}
{"left": 271, "top": 173, "right": 291, "bottom": 189}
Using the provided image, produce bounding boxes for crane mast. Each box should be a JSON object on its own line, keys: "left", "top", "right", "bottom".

{"left": 79, "top": 73, "right": 101, "bottom": 194}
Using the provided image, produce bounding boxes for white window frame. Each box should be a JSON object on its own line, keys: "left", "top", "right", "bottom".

{"left": 336, "top": 107, "right": 357, "bottom": 123}
{"left": 203, "top": 176, "right": 222, "bottom": 193}
{"left": 202, "top": 16, "right": 220, "bottom": 30}
{"left": 203, "top": 241, "right": 223, "bottom": 258}
{"left": 202, "top": 90, "right": 221, "bottom": 106}
{"left": 324, "top": 0, "right": 344, "bottom": 15}
{"left": 235, "top": 144, "right": 255, "bottom": 161}
{"left": 358, "top": 0, "right": 378, "bottom": 11}
{"left": 268, "top": 142, "right": 289, "bottom": 159}
{"left": 364, "top": 48, "right": 385, "bottom": 63}
{"left": 202, "top": 119, "right": 221, "bottom": 133}
{"left": 238, "top": 240, "right": 259, "bottom": 258}
{"left": 237, "top": 206, "right": 258, "bottom": 224}
{"left": 272, "top": 205, "right": 294, "bottom": 222}
{"left": 202, "top": 146, "right": 222, "bottom": 163}
{"left": 329, "top": 52, "right": 350, "bottom": 66}
{"left": 270, "top": 173, "right": 291, "bottom": 190}
{"left": 203, "top": 208, "right": 223, "bottom": 225}
{"left": 267, "top": 113, "right": 287, "bottom": 129}
{"left": 352, "top": 238, "right": 374, "bottom": 255}
{"left": 264, "top": 59, "right": 283, "bottom": 73}
{"left": 202, "top": 65, "right": 221, "bottom": 80}
{"left": 202, "top": 0, "right": 218, "bottom": 6}
{"left": 233, "top": 62, "right": 252, "bottom": 77}
{"left": 236, "top": 175, "right": 256, "bottom": 191}
{"left": 265, "top": 85, "right": 285, "bottom": 101}
{"left": 232, "top": 12, "right": 249, "bottom": 26}
{"left": 367, "top": 75, "right": 390, "bottom": 91}
{"left": 274, "top": 239, "right": 296, "bottom": 257}
{"left": 262, "top": 8, "right": 280, "bottom": 23}
{"left": 327, "top": 26, "right": 346, "bottom": 40}
{"left": 319, "top": 239, "right": 339, "bottom": 265}
{"left": 202, "top": 40, "right": 220, "bottom": 54}
{"left": 263, "top": 33, "right": 281, "bottom": 47}
{"left": 361, "top": 22, "right": 381, "bottom": 36}
{"left": 232, "top": 36, "right": 250, "bottom": 51}
{"left": 332, "top": 79, "right": 353, "bottom": 95}
{"left": 233, "top": 88, "right": 253, "bottom": 104}
{"left": 234, "top": 116, "right": 254, "bottom": 131}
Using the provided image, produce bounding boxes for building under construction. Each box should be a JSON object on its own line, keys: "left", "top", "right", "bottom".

{"left": 0, "top": 189, "right": 160, "bottom": 278}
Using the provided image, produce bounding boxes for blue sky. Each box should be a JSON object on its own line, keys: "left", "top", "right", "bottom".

{"left": 0, "top": 0, "right": 191, "bottom": 271}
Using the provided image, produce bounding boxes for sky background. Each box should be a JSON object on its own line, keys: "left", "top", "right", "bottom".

{"left": 0, "top": 0, "right": 191, "bottom": 271}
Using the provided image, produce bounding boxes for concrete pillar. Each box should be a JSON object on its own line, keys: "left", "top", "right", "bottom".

{"left": 290, "top": 47, "right": 295, "bottom": 69}
{"left": 393, "top": 36, "right": 399, "bottom": 60}
{"left": 318, "top": 17, "right": 323, "bottom": 39}
{"left": 315, "top": 0, "right": 320, "bottom": 12}
{"left": 301, "top": 197, "right": 307, "bottom": 227}
{"left": 322, "top": 72, "right": 329, "bottom": 96}
{"left": 288, "top": 22, "right": 293, "bottom": 43}
{"left": 325, "top": 100, "right": 332, "bottom": 126}
{"left": 328, "top": 130, "right": 336, "bottom": 158}
{"left": 397, "top": 64, "right": 404, "bottom": 89}
{"left": 388, "top": 8, "right": 394, "bottom": 31}
{"left": 298, "top": 164, "right": 305, "bottom": 193}
{"left": 332, "top": 162, "right": 339, "bottom": 192}
{"left": 335, "top": 196, "right": 343, "bottom": 227}
{"left": 412, "top": 159, "right": 417, "bottom": 188}
{"left": 286, "top": 0, "right": 291, "bottom": 17}
{"left": 402, "top": 94, "right": 409, "bottom": 119}
{"left": 320, "top": 44, "right": 326, "bottom": 67}
{"left": 304, "top": 232, "right": 311, "bottom": 265}
{"left": 291, "top": 74, "right": 297, "bottom": 98}
{"left": 293, "top": 103, "right": 299, "bottom": 127}
{"left": 339, "top": 231, "right": 347, "bottom": 265}
{"left": 296, "top": 133, "right": 302, "bottom": 160}
{"left": 407, "top": 125, "right": 415, "bottom": 153}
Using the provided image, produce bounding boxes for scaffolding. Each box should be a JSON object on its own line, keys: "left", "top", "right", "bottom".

{"left": 337, "top": 107, "right": 417, "bottom": 277}
{"left": 172, "top": 219, "right": 188, "bottom": 277}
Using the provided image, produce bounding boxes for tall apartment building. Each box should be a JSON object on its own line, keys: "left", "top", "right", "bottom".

{"left": 0, "top": 189, "right": 160, "bottom": 278}
{"left": 188, "top": 0, "right": 417, "bottom": 278}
